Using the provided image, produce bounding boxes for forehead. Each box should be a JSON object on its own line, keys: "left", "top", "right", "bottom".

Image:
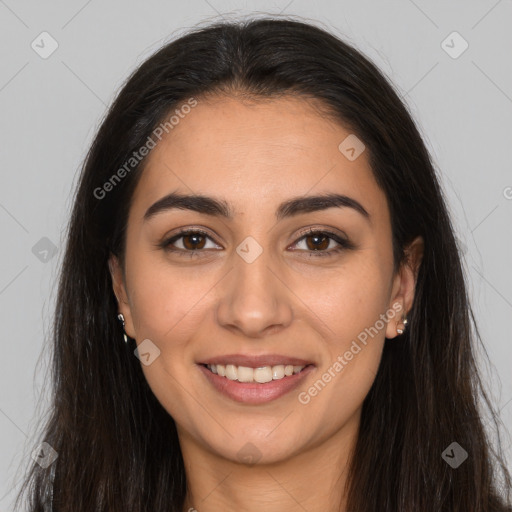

{"left": 129, "top": 95, "right": 388, "bottom": 223}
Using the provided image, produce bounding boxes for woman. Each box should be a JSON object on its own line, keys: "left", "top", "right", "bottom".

{"left": 15, "top": 17, "right": 511, "bottom": 512}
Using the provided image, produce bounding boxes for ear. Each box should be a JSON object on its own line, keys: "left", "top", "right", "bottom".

{"left": 385, "top": 236, "right": 424, "bottom": 339}
{"left": 108, "top": 253, "right": 137, "bottom": 339}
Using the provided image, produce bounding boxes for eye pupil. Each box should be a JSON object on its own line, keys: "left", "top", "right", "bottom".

{"left": 183, "top": 233, "right": 206, "bottom": 250}
{"left": 306, "top": 234, "right": 329, "bottom": 251}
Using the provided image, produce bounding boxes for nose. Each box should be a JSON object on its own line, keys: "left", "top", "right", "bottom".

{"left": 215, "top": 246, "right": 294, "bottom": 339}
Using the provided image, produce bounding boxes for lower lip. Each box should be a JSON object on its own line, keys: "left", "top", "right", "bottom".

{"left": 198, "top": 364, "right": 315, "bottom": 404}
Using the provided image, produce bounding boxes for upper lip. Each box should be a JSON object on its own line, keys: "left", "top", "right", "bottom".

{"left": 199, "top": 354, "right": 314, "bottom": 368}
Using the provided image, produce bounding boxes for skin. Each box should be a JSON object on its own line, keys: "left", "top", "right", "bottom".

{"left": 109, "top": 94, "right": 424, "bottom": 512}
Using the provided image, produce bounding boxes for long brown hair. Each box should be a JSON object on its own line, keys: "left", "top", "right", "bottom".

{"left": 14, "top": 17, "right": 511, "bottom": 511}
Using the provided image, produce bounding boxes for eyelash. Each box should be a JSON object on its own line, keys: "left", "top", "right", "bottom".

{"left": 159, "top": 228, "right": 355, "bottom": 259}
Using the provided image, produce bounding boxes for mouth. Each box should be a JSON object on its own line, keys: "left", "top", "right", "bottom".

{"left": 201, "top": 362, "right": 311, "bottom": 383}
{"left": 197, "top": 355, "right": 316, "bottom": 404}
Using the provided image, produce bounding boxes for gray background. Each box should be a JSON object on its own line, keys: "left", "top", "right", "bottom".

{"left": 1, "top": 0, "right": 511, "bottom": 508}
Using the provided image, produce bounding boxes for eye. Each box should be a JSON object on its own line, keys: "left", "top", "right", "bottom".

{"left": 290, "top": 229, "right": 354, "bottom": 258}
{"left": 160, "top": 229, "right": 221, "bottom": 256}
{"left": 159, "top": 227, "right": 354, "bottom": 259}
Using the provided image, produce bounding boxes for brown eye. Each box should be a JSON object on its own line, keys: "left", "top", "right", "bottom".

{"left": 303, "top": 233, "right": 330, "bottom": 251}
{"left": 160, "top": 229, "right": 222, "bottom": 257}
{"left": 291, "top": 229, "right": 355, "bottom": 258}
{"left": 181, "top": 232, "right": 207, "bottom": 250}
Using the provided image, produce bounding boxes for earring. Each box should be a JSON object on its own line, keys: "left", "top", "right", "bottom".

{"left": 117, "top": 313, "right": 129, "bottom": 343}
{"left": 396, "top": 315, "right": 408, "bottom": 335}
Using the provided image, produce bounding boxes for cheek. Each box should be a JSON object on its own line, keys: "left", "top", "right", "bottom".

{"left": 124, "top": 255, "right": 215, "bottom": 423}
{"left": 126, "top": 252, "right": 215, "bottom": 343}
{"left": 293, "top": 257, "right": 391, "bottom": 416}
{"left": 293, "top": 255, "right": 391, "bottom": 344}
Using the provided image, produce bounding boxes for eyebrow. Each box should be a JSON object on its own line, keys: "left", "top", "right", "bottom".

{"left": 143, "top": 191, "right": 371, "bottom": 223}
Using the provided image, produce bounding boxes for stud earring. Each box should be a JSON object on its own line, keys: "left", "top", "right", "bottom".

{"left": 396, "top": 315, "right": 408, "bottom": 335}
{"left": 117, "top": 313, "right": 129, "bottom": 343}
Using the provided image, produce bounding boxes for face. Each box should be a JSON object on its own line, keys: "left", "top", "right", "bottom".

{"left": 110, "top": 94, "right": 422, "bottom": 465}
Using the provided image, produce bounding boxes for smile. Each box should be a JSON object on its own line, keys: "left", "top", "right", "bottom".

{"left": 198, "top": 358, "right": 316, "bottom": 404}
{"left": 204, "top": 363, "right": 306, "bottom": 383}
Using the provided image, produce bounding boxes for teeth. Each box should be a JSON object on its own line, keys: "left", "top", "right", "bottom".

{"left": 237, "top": 366, "right": 254, "bottom": 382}
{"left": 254, "top": 367, "right": 272, "bottom": 383}
{"left": 225, "top": 364, "right": 237, "bottom": 380}
{"left": 272, "top": 365, "right": 284, "bottom": 380}
{"left": 206, "top": 363, "right": 306, "bottom": 383}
